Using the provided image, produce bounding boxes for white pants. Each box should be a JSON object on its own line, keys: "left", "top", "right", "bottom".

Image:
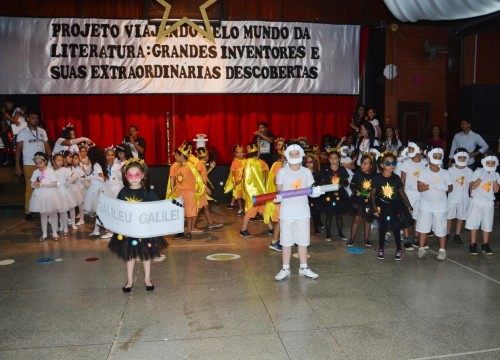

{"left": 279, "top": 218, "right": 310, "bottom": 247}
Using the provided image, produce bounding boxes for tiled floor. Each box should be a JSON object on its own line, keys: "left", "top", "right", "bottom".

{"left": 1, "top": 204, "right": 499, "bottom": 360}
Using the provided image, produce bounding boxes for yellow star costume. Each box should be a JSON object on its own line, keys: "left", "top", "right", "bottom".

{"left": 263, "top": 161, "right": 283, "bottom": 224}
{"left": 242, "top": 158, "right": 267, "bottom": 213}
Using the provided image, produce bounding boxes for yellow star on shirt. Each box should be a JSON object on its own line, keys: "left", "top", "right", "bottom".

{"left": 155, "top": 0, "right": 217, "bottom": 44}
{"left": 362, "top": 179, "right": 371, "bottom": 190}
{"left": 412, "top": 169, "right": 422, "bottom": 178}
{"left": 381, "top": 182, "right": 395, "bottom": 199}
{"left": 125, "top": 195, "right": 142, "bottom": 203}
{"left": 455, "top": 176, "right": 464, "bottom": 186}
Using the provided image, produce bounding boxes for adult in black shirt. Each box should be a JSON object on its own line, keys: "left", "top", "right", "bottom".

{"left": 252, "top": 121, "right": 275, "bottom": 168}
{"left": 122, "top": 125, "right": 146, "bottom": 159}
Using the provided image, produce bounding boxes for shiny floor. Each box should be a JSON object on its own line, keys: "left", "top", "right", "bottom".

{"left": 1, "top": 204, "right": 500, "bottom": 360}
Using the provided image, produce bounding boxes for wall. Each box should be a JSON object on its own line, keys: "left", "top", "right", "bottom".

{"left": 463, "top": 29, "right": 500, "bottom": 86}
{"left": 384, "top": 24, "right": 448, "bottom": 139}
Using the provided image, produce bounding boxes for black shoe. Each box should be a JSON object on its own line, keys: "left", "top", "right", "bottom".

{"left": 453, "top": 234, "right": 464, "bottom": 245}
{"left": 25, "top": 213, "right": 33, "bottom": 221}
{"left": 122, "top": 283, "right": 133, "bottom": 293}
{"left": 338, "top": 233, "right": 347, "bottom": 241}
{"left": 173, "top": 232, "right": 184, "bottom": 239}
{"left": 239, "top": 230, "right": 252, "bottom": 238}
{"left": 482, "top": 243, "right": 494, "bottom": 255}
{"left": 469, "top": 244, "right": 478, "bottom": 256}
{"left": 347, "top": 239, "right": 355, "bottom": 247}
{"left": 185, "top": 233, "right": 192, "bottom": 240}
{"left": 146, "top": 282, "right": 155, "bottom": 292}
{"left": 226, "top": 204, "right": 235, "bottom": 209}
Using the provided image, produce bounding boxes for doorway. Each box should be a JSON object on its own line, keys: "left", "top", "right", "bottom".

{"left": 397, "top": 102, "right": 431, "bottom": 144}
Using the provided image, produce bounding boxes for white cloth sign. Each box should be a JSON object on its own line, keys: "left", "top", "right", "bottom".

{"left": 96, "top": 193, "right": 184, "bottom": 237}
{"left": 0, "top": 17, "right": 359, "bottom": 95}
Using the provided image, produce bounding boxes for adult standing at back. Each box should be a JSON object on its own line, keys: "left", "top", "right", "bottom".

{"left": 15, "top": 110, "right": 52, "bottom": 220}
{"left": 2, "top": 98, "right": 27, "bottom": 144}
{"left": 122, "top": 125, "right": 146, "bottom": 160}
{"left": 252, "top": 121, "right": 275, "bottom": 168}
{"left": 448, "top": 119, "right": 488, "bottom": 169}
{"left": 367, "top": 107, "right": 382, "bottom": 140}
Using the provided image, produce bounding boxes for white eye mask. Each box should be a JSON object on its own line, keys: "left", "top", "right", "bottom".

{"left": 406, "top": 142, "right": 420, "bottom": 158}
{"left": 428, "top": 148, "right": 444, "bottom": 166}
{"left": 453, "top": 151, "right": 469, "bottom": 167}
{"left": 481, "top": 155, "right": 499, "bottom": 172}
{"left": 284, "top": 144, "right": 305, "bottom": 165}
{"left": 340, "top": 146, "right": 348, "bottom": 157}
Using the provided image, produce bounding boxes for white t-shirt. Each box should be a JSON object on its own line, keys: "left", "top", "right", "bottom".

{"left": 471, "top": 168, "right": 500, "bottom": 201}
{"left": 356, "top": 138, "right": 379, "bottom": 165}
{"left": 447, "top": 166, "right": 473, "bottom": 204}
{"left": 418, "top": 168, "right": 452, "bottom": 212}
{"left": 401, "top": 158, "right": 428, "bottom": 192}
{"left": 52, "top": 138, "right": 79, "bottom": 155}
{"left": 10, "top": 107, "right": 27, "bottom": 136}
{"left": 276, "top": 165, "right": 314, "bottom": 220}
{"left": 370, "top": 118, "right": 381, "bottom": 138}
{"left": 31, "top": 167, "right": 57, "bottom": 185}
{"left": 16, "top": 126, "right": 49, "bottom": 165}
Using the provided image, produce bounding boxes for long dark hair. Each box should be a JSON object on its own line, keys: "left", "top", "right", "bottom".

{"left": 87, "top": 146, "right": 108, "bottom": 179}
{"left": 381, "top": 126, "right": 399, "bottom": 148}
{"left": 356, "top": 121, "right": 376, "bottom": 149}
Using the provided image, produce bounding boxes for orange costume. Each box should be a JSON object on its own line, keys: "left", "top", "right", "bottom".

{"left": 166, "top": 144, "right": 205, "bottom": 218}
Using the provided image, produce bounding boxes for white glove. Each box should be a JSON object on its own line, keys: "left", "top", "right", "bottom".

{"left": 273, "top": 194, "right": 283, "bottom": 203}
{"left": 309, "top": 186, "right": 322, "bottom": 198}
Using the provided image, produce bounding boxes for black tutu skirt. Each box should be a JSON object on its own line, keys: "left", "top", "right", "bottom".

{"left": 108, "top": 234, "right": 168, "bottom": 261}
{"left": 376, "top": 199, "right": 413, "bottom": 230}
{"left": 352, "top": 194, "right": 374, "bottom": 222}
{"left": 323, "top": 187, "right": 348, "bottom": 215}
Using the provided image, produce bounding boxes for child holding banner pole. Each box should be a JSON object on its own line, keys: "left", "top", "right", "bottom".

{"left": 274, "top": 143, "right": 322, "bottom": 281}
{"left": 107, "top": 159, "right": 167, "bottom": 293}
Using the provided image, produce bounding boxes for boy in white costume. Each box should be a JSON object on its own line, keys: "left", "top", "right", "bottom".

{"left": 416, "top": 148, "right": 453, "bottom": 260}
{"left": 274, "top": 143, "right": 322, "bottom": 281}
{"left": 400, "top": 142, "right": 428, "bottom": 248}
{"left": 465, "top": 155, "right": 500, "bottom": 255}
{"left": 447, "top": 148, "right": 473, "bottom": 244}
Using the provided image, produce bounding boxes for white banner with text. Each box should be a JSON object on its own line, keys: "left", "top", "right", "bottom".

{"left": 96, "top": 193, "right": 184, "bottom": 238}
{"left": 0, "top": 17, "right": 359, "bottom": 95}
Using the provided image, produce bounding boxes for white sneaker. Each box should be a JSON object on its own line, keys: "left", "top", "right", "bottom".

{"left": 72, "top": 225, "right": 78, "bottom": 230}
{"left": 76, "top": 219, "right": 85, "bottom": 226}
{"left": 68, "top": 219, "right": 72, "bottom": 225}
{"left": 437, "top": 249, "right": 446, "bottom": 261}
{"left": 299, "top": 267, "right": 319, "bottom": 279}
{"left": 418, "top": 247, "right": 426, "bottom": 259}
{"left": 275, "top": 268, "right": 291, "bottom": 281}
{"left": 100, "top": 232, "right": 113, "bottom": 239}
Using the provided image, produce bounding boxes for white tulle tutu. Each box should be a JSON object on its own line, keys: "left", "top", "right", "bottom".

{"left": 84, "top": 180, "right": 105, "bottom": 213}
{"left": 104, "top": 182, "right": 123, "bottom": 198}
{"left": 57, "top": 186, "right": 78, "bottom": 212}
{"left": 29, "top": 188, "right": 60, "bottom": 213}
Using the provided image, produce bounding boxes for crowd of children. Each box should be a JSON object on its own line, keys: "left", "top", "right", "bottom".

{"left": 220, "top": 122, "right": 499, "bottom": 279}
{"left": 20, "top": 119, "right": 500, "bottom": 284}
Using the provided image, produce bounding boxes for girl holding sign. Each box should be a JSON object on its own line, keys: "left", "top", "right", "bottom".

{"left": 108, "top": 159, "right": 167, "bottom": 293}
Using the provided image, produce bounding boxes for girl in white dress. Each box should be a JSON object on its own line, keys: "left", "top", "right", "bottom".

{"left": 84, "top": 146, "right": 108, "bottom": 238}
{"left": 71, "top": 153, "right": 87, "bottom": 226}
{"left": 29, "top": 152, "right": 59, "bottom": 241}
{"left": 52, "top": 153, "right": 78, "bottom": 235}
{"left": 101, "top": 146, "right": 123, "bottom": 239}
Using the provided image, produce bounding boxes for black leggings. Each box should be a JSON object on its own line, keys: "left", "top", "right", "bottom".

{"left": 378, "top": 220, "right": 401, "bottom": 251}
{"left": 325, "top": 208, "right": 343, "bottom": 238}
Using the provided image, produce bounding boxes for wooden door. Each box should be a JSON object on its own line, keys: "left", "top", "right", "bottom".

{"left": 397, "top": 102, "right": 431, "bottom": 144}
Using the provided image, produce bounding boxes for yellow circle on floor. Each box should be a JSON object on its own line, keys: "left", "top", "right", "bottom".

{"left": 206, "top": 253, "right": 241, "bottom": 261}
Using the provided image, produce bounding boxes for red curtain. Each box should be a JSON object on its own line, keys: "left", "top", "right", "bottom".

{"left": 40, "top": 94, "right": 356, "bottom": 165}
